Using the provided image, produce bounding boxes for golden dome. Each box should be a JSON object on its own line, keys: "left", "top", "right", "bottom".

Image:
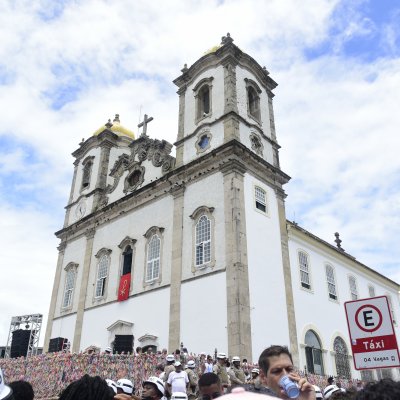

{"left": 203, "top": 45, "right": 222, "bottom": 55}
{"left": 93, "top": 114, "right": 135, "bottom": 139}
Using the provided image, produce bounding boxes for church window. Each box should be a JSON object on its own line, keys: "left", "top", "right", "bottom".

{"left": 95, "top": 254, "right": 110, "bottom": 298}
{"left": 195, "top": 130, "right": 212, "bottom": 154}
{"left": 245, "top": 78, "right": 262, "bottom": 122}
{"left": 196, "top": 215, "right": 211, "bottom": 267}
{"left": 124, "top": 165, "right": 145, "bottom": 193}
{"left": 146, "top": 235, "right": 161, "bottom": 282}
{"left": 81, "top": 156, "right": 94, "bottom": 190}
{"left": 249, "top": 132, "right": 263, "bottom": 156}
{"left": 333, "top": 336, "right": 351, "bottom": 379}
{"left": 360, "top": 370, "right": 374, "bottom": 382}
{"left": 62, "top": 263, "right": 78, "bottom": 309}
{"left": 122, "top": 245, "right": 133, "bottom": 275}
{"left": 325, "top": 264, "right": 337, "bottom": 301}
{"left": 305, "top": 330, "right": 324, "bottom": 375}
{"left": 193, "top": 77, "right": 214, "bottom": 123}
{"left": 348, "top": 276, "right": 358, "bottom": 300}
{"left": 190, "top": 206, "right": 215, "bottom": 272}
{"left": 298, "top": 251, "right": 311, "bottom": 290}
{"left": 254, "top": 186, "right": 267, "bottom": 214}
{"left": 368, "top": 285, "right": 375, "bottom": 297}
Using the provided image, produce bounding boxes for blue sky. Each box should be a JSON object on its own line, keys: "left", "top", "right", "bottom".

{"left": 0, "top": 0, "right": 399, "bottom": 346}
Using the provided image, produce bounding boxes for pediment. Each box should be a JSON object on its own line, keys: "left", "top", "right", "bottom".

{"left": 107, "top": 320, "right": 133, "bottom": 331}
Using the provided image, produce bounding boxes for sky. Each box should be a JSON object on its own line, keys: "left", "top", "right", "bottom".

{"left": 1, "top": 0, "right": 400, "bottom": 347}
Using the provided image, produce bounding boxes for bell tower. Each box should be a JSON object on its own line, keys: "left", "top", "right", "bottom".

{"left": 173, "top": 33, "right": 280, "bottom": 171}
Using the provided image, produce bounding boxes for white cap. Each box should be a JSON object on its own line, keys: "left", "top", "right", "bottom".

{"left": 143, "top": 376, "right": 165, "bottom": 396}
{"left": 217, "top": 352, "right": 226, "bottom": 359}
{"left": 232, "top": 356, "right": 240, "bottom": 362}
{"left": 0, "top": 369, "right": 12, "bottom": 400}
{"left": 174, "top": 361, "right": 182, "bottom": 367}
{"left": 106, "top": 379, "right": 117, "bottom": 394}
{"left": 116, "top": 378, "right": 134, "bottom": 394}
{"left": 323, "top": 385, "right": 341, "bottom": 399}
{"left": 166, "top": 354, "right": 175, "bottom": 362}
{"left": 105, "top": 346, "right": 112, "bottom": 353}
{"left": 313, "top": 385, "right": 323, "bottom": 399}
{"left": 251, "top": 368, "right": 259, "bottom": 374}
{"left": 187, "top": 360, "right": 195, "bottom": 368}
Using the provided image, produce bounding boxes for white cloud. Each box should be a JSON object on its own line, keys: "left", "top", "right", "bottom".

{"left": 0, "top": 0, "right": 399, "bottom": 346}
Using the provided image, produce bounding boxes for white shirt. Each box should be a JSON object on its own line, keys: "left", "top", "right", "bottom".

{"left": 204, "top": 362, "right": 213, "bottom": 373}
{"left": 168, "top": 370, "right": 189, "bottom": 394}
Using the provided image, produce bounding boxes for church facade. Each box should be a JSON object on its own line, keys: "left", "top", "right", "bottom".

{"left": 44, "top": 34, "right": 400, "bottom": 381}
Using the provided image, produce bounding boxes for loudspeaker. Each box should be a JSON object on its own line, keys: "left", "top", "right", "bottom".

{"left": 114, "top": 335, "right": 133, "bottom": 354}
{"left": 48, "top": 337, "right": 67, "bottom": 353}
{"left": 11, "top": 329, "right": 31, "bottom": 358}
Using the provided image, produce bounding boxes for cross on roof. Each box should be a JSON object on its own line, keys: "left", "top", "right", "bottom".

{"left": 138, "top": 114, "right": 154, "bottom": 137}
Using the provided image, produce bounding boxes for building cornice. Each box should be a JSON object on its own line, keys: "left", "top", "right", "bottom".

{"left": 56, "top": 140, "right": 290, "bottom": 242}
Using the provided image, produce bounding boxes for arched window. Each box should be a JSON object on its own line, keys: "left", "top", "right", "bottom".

{"left": 245, "top": 78, "right": 261, "bottom": 122}
{"left": 81, "top": 157, "right": 94, "bottom": 190}
{"left": 95, "top": 253, "right": 110, "bottom": 298}
{"left": 348, "top": 276, "right": 358, "bottom": 300}
{"left": 62, "top": 263, "right": 78, "bottom": 309}
{"left": 122, "top": 245, "right": 133, "bottom": 275}
{"left": 146, "top": 234, "right": 161, "bottom": 282}
{"left": 193, "top": 77, "right": 213, "bottom": 123}
{"left": 196, "top": 215, "right": 211, "bottom": 267}
{"left": 333, "top": 337, "right": 351, "bottom": 379}
{"left": 325, "top": 264, "right": 337, "bottom": 300}
{"left": 190, "top": 206, "right": 215, "bottom": 271}
{"left": 368, "top": 285, "right": 375, "bottom": 297}
{"left": 305, "top": 330, "right": 324, "bottom": 375}
{"left": 298, "top": 251, "right": 311, "bottom": 290}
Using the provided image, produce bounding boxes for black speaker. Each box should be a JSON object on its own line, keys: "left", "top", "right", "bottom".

{"left": 114, "top": 335, "right": 133, "bottom": 354}
{"left": 49, "top": 337, "right": 67, "bottom": 353}
{"left": 11, "top": 329, "right": 31, "bottom": 358}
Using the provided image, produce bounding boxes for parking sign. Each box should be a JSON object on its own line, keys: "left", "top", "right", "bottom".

{"left": 344, "top": 296, "right": 400, "bottom": 370}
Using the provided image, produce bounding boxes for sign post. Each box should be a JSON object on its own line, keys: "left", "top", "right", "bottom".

{"left": 344, "top": 296, "right": 400, "bottom": 370}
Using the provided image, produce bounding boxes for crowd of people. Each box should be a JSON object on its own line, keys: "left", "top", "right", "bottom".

{"left": 0, "top": 345, "right": 399, "bottom": 400}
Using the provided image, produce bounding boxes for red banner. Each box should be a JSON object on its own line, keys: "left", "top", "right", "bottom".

{"left": 118, "top": 273, "right": 131, "bottom": 302}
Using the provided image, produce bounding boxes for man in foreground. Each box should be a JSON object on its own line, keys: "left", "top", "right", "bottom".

{"left": 197, "top": 373, "right": 223, "bottom": 400}
{"left": 258, "top": 345, "right": 316, "bottom": 400}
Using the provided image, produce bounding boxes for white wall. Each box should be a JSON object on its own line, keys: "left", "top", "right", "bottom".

{"left": 79, "top": 286, "right": 170, "bottom": 352}
{"left": 181, "top": 272, "right": 228, "bottom": 355}
{"left": 181, "top": 172, "right": 225, "bottom": 280}
{"left": 85, "top": 195, "right": 174, "bottom": 309}
{"left": 244, "top": 174, "right": 291, "bottom": 361}
{"left": 51, "top": 313, "right": 76, "bottom": 348}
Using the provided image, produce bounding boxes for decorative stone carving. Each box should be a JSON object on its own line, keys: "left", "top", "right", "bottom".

{"left": 106, "top": 154, "right": 130, "bottom": 194}
{"left": 124, "top": 164, "right": 145, "bottom": 194}
{"left": 249, "top": 132, "right": 264, "bottom": 156}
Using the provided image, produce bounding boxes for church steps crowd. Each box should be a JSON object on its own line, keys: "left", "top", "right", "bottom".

{"left": 1, "top": 345, "right": 398, "bottom": 400}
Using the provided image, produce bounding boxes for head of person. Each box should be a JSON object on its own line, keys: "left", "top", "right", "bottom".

{"left": 116, "top": 378, "right": 134, "bottom": 395}
{"left": 207, "top": 355, "right": 213, "bottom": 363}
{"left": 327, "top": 377, "right": 334, "bottom": 385}
{"left": 136, "top": 346, "right": 142, "bottom": 354}
{"left": 142, "top": 377, "right": 165, "bottom": 400}
{"left": 198, "top": 373, "right": 223, "bottom": 400}
{"left": 166, "top": 354, "right": 175, "bottom": 365}
{"left": 258, "top": 345, "right": 294, "bottom": 397}
{"left": 105, "top": 379, "right": 117, "bottom": 395}
{"left": 174, "top": 361, "right": 182, "bottom": 372}
{"left": 187, "top": 360, "right": 195, "bottom": 369}
{"left": 175, "top": 349, "right": 181, "bottom": 356}
{"left": 156, "top": 364, "right": 164, "bottom": 375}
{"left": 59, "top": 375, "right": 113, "bottom": 400}
{"left": 162, "top": 348, "right": 168, "bottom": 355}
{"left": 323, "top": 385, "right": 342, "bottom": 399}
{"left": 8, "top": 381, "right": 33, "bottom": 400}
{"left": 232, "top": 356, "right": 241, "bottom": 368}
{"left": 104, "top": 346, "right": 112, "bottom": 355}
{"left": 251, "top": 368, "right": 259, "bottom": 380}
{"left": 0, "top": 369, "right": 14, "bottom": 400}
{"left": 216, "top": 353, "right": 226, "bottom": 365}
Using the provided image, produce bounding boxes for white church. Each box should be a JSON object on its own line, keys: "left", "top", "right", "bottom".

{"left": 44, "top": 34, "right": 400, "bottom": 382}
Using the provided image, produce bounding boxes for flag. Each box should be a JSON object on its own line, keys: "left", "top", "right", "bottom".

{"left": 118, "top": 273, "right": 131, "bottom": 301}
